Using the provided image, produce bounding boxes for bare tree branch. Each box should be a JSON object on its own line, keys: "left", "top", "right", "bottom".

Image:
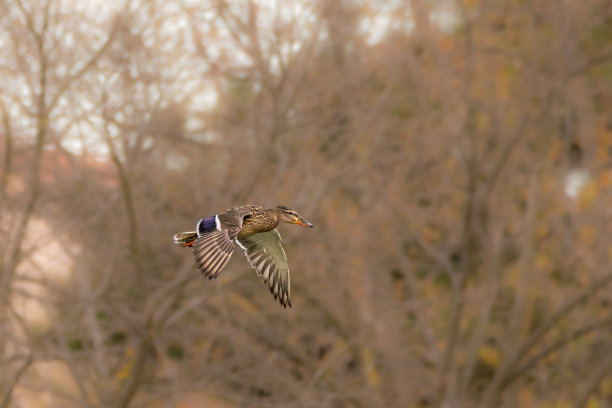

{"left": 0, "top": 354, "right": 33, "bottom": 408}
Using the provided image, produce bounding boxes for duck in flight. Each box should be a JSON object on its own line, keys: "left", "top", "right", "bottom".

{"left": 173, "top": 205, "right": 314, "bottom": 308}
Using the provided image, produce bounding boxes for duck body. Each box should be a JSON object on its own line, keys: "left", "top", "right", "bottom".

{"left": 222, "top": 205, "right": 280, "bottom": 239}
{"left": 173, "top": 205, "right": 313, "bottom": 308}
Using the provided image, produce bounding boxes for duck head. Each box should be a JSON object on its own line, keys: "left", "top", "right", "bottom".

{"left": 276, "top": 206, "right": 314, "bottom": 228}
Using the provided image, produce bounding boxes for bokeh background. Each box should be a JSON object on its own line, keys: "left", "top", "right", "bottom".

{"left": 1, "top": 0, "right": 612, "bottom": 407}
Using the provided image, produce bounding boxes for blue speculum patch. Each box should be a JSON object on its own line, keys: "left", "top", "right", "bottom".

{"left": 197, "top": 216, "right": 217, "bottom": 234}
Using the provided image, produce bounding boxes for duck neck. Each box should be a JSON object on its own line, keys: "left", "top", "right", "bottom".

{"left": 269, "top": 207, "right": 282, "bottom": 226}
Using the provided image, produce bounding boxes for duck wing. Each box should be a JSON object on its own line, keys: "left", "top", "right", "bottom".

{"left": 237, "top": 229, "right": 291, "bottom": 308}
{"left": 218, "top": 205, "right": 259, "bottom": 240}
{"left": 193, "top": 207, "right": 255, "bottom": 279}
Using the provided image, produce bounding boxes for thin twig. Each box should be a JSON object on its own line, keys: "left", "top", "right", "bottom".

{"left": 1, "top": 355, "right": 33, "bottom": 408}
{"left": 480, "top": 270, "right": 612, "bottom": 406}
{"left": 501, "top": 317, "right": 612, "bottom": 390}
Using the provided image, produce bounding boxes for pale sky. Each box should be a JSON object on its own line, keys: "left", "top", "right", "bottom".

{"left": 2, "top": 0, "right": 463, "bottom": 158}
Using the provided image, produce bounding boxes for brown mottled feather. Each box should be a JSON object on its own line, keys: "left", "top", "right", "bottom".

{"left": 217, "top": 205, "right": 280, "bottom": 239}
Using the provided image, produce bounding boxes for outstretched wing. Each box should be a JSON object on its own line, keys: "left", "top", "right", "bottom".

{"left": 237, "top": 229, "right": 291, "bottom": 308}
{"left": 193, "top": 228, "right": 234, "bottom": 279}
{"left": 192, "top": 207, "right": 256, "bottom": 279}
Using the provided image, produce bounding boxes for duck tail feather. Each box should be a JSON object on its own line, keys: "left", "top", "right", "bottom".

{"left": 173, "top": 231, "right": 198, "bottom": 247}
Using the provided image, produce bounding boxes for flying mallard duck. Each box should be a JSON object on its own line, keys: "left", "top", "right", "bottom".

{"left": 173, "top": 205, "right": 313, "bottom": 308}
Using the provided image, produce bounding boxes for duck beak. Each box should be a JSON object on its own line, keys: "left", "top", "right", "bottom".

{"left": 295, "top": 218, "right": 314, "bottom": 228}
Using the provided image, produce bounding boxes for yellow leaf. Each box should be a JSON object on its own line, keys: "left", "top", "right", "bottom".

{"left": 535, "top": 253, "right": 552, "bottom": 272}
{"left": 422, "top": 225, "right": 440, "bottom": 243}
{"left": 547, "top": 138, "right": 562, "bottom": 162}
{"left": 361, "top": 346, "right": 380, "bottom": 388}
{"left": 334, "top": 339, "right": 347, "bottom": 354}
{"left": 478, "top": 345, "right": 500, "bottom": 367}
{"left": 116, "top": 347, "right": 135, "bottom": 381}
{"left": 578, "top": 182, "right": 598, "bottom": 209}
{"left": 601, "top": 378, "right": 612, "bottom": 394}
{"left": 496, "top": 64, "right": 518, "bottom": 101}
{"left": 504, "top": 264, "right": 521, "bottom": 288}
{"left": 587, "top": 396, "right": 600, "bottom": 408}
{"left": 475, "top": 111, "right": 490, "bottom": 132}
{"left": 536, "top": 223, "right": 549, "bottom": 240}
